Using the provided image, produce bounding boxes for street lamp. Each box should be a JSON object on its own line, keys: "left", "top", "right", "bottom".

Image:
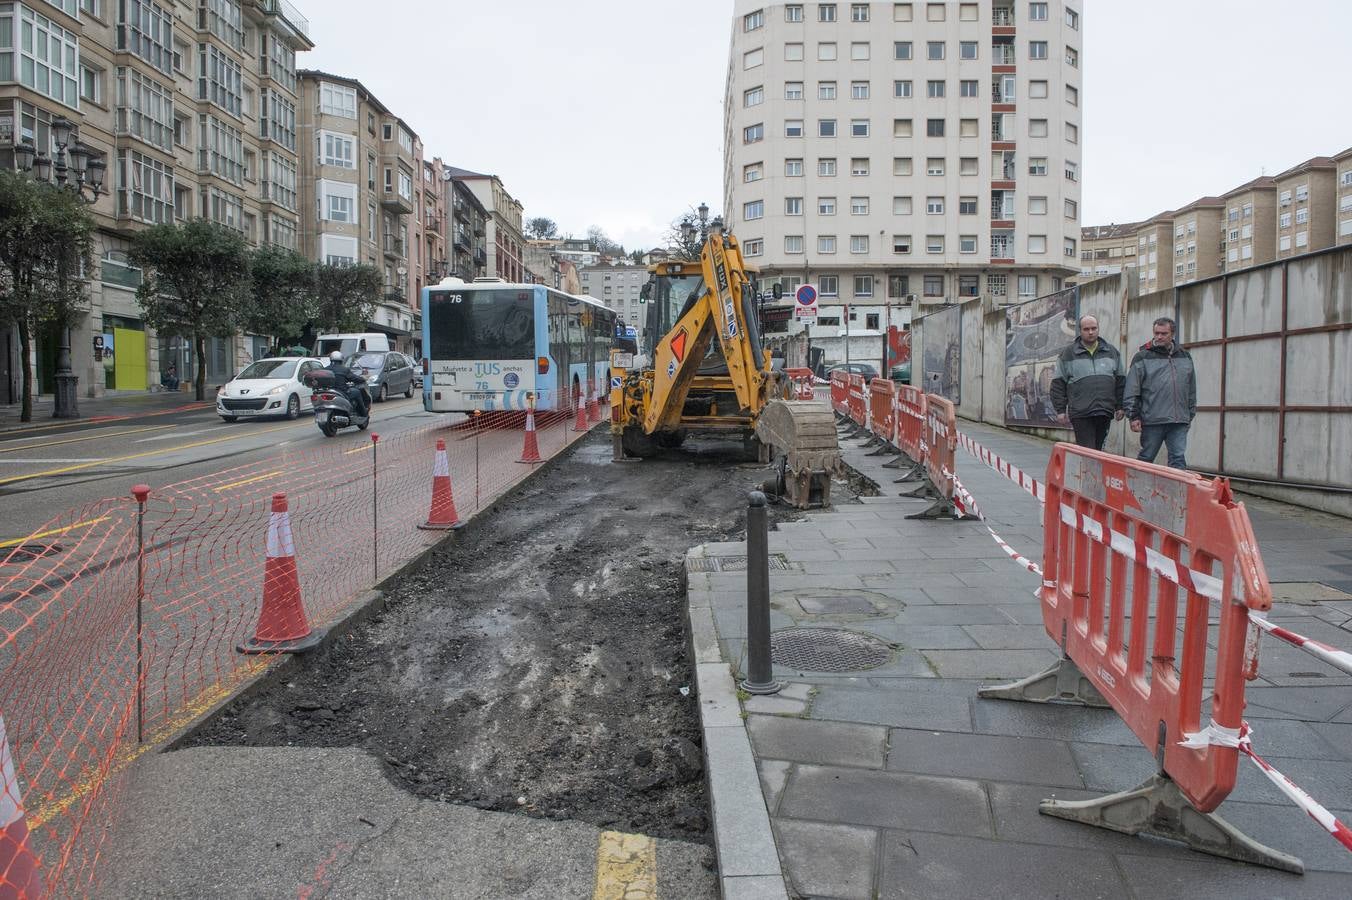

{"left": 13, "top": 115, "right": 107, "bottom": 419}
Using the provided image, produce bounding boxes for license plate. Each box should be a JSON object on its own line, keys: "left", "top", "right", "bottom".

{"left": 464, "top": 392, "right": 494, "bottom": 400}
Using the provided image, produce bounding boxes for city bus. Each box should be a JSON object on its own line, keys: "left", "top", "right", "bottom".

{"left": 421, "top": 279, "right": 617, "bottom": 413}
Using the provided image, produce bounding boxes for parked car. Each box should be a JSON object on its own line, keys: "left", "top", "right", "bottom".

{"left": 217, "top": 357, "right": 326, "bottom": 422}
{"left": 409, "top": 354, "right": 424, "bottom": 390}
{"left": 347, "top": 350, "right": 416, "bottom": 402}
{"left": 826, "top": 362, "right": 879, "bottom": 381}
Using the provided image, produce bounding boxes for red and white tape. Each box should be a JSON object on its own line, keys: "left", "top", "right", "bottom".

{"left": 1056, "top": 502, "right": 1223, "bottom": 602}
{"left": 957, "top": 432, "right": 1046, "bottom": 504}
{"left": 1249, "top": 614, "right": 1352, "bottom": 678}
{"left": 1182, "top": 720, "right": 1352, "bottom": 855}
{"left": 949, "top": 471, "right": 1047, "bottom": 582}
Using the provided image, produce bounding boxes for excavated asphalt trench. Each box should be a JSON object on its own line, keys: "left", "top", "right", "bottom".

{"left": 187, "top": 432, "right": 835, "bottom": 843}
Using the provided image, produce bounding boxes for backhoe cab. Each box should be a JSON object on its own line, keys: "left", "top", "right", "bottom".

{"left": 615, "top": 222, "right": 839, "bottom": 507}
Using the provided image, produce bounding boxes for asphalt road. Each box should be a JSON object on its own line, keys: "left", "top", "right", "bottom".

{"left": 0, "top": 394, "right": 447, "bottom": 544}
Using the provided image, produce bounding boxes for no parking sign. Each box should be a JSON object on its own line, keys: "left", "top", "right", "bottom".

{"left": 794, "top": 284, "right": 818, "bottom": 325}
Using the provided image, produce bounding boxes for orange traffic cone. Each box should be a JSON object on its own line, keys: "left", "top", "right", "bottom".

{"left": 419, "top": 439, "right": 465, "bottom": 529}
{"left": 587, "top": 395, "right": 602, "bottom": 424}
{"left": 238, "top": 493, "right": 322, "bottom": 654}
{"left": 1, "top": 714, "right": 44, "bottom": 899}
{"left": 518, "top": 409, "right": 543, "bottom": 464}
{"left": 572, "top": 392, "right": 589, "bottom": 432}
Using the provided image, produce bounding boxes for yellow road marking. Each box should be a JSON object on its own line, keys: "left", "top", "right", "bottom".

{"left": 0, "top": 516, "right": 111, "bottom": 549}
{"left": 342, "top": 443, "right": 374, "bottom": 455}
{"left": 27, "top": 658, "right": 271, "bottom": 830}
{"left": 212, "top": 470, "right": 283, "bottom": 493}
{"left": 0, "top": 424, "right": 177, "bottom": 454}
{"left": 0, "top": 424, "right": 300, "bottom": 487}
{"left": 593, "top": 830, "right": 657, "bottom": 900}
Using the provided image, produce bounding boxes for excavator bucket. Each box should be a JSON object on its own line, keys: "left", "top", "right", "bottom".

{"left": 754, "top": 399, "right": 841, "bottom": 509}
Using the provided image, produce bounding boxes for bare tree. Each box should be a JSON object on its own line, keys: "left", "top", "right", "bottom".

{"left": 525, "top": 217, "right": 558, "bottom": 240}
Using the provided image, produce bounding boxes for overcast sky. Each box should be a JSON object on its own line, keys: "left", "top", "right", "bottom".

{"left": 305, "top": 1, "right": 1352, "bottom": 248}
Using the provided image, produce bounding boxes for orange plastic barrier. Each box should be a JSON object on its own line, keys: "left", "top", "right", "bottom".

{"left": 1039, "top": 445, "right": 1270, "bottom": 812}
{"left": 829, "top": 372, "right": 849, "bottom": 417}
{"left": 921, "top": 393, "right": 958, "bottom": 501}
{"left": 867, "top": 378, "right": 898, "bottom": 446}
{"left": 894, "top": 385, "right": 927, "bottom": 464}
{"left": 785, "top": 368, "right": 815, "bottom": 400}
{"left": 846, "top": 374, "right": 867, "bottom": 428}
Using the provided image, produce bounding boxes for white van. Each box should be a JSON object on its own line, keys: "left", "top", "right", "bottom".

{"left": 314, "top": 333, "right": 391, "bottom": 358}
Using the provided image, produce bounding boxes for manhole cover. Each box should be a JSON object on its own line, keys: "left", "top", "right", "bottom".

{"left": 687, "top": 555, "right": 790, "bottom": 572}
{"left": 770, "top": 628, "right": 893, "bottom": 672}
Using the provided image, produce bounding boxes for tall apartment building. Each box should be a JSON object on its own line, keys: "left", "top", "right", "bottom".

{"left": 420, "top": 156, "right": 447, "bottom": 283}
{"left": 579, "top": 263, "right": 647, "bottom": 327}
{"left": 1132, "top": 212, "right": 1175, "bottom": 295}
{"left": 444, "top": 173, "right": 489, "bottom": 282}
{"left": 1337, "top": 147, "right": 1352, "bottom": 247}
{"left": 1274, "top": 157, "right": 1335, "bottom": 260}
{"left": 724, "top": 0, "right": 1082, "bottom": 314}
{"left": 444, "top": 166, "right": 525, "bottom": 283}
{"left": 1169, "top": 196, "right": 1223, "bottom": 287}
{"left": 1219, "top": 176, "right": 1276, "bottom": 274}
{"left": 1, "top": 0, "right": 313, "bottom": 401}
{"left": 297, "top": 69, "right": 421, "bottom": 351}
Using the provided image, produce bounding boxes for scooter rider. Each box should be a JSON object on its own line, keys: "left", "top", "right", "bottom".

{"left": 326, "top": 350, "right": 369, "bottom": 417}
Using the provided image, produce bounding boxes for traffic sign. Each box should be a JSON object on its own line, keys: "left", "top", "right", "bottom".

{"left": 795, "top": 284, "right": 818, "bottom": 306}
{"left": 794, "top": 283, "right": 819, "bottom": 324}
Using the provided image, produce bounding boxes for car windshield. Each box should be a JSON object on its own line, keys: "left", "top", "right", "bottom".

{"left": 351, "top": 353, "right": 385, "bottom": 370}
{"left": 236, "top": 360, "right": 297, "bottom": 380}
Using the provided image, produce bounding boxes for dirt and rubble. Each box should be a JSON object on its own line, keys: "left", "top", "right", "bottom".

{"left": 187, "top": 433, "right": 843, "bottom": 842}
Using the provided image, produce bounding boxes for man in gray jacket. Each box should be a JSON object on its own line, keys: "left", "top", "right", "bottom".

{"left": 1050, "top": 315, "right": 1125, "bottom": 450}
{"left": 1123, "top": 317, "right": 1196, "bottom": 469}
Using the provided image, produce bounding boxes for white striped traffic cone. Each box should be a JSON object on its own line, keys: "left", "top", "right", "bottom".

{"left": 518, "top": 409, "right": 543, "bottom": 464}
{"left": 419, "top": 439, "right": 465, "bottom": 529}
{"left": 238, "top": 493, "right": 323, "bottom": 653}
{"left": 1, "top": 714, "right": 43, "bottom": 898}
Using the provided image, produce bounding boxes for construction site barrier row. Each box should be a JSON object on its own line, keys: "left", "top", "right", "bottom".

{"left": 832, "top": 377, "right": 1352, "bottom": 871}
{"left": 0, "top": 397, "right": 603, "bottom": 896}
{"left": 784, "top": 368, "right": 816, "bottom": 401}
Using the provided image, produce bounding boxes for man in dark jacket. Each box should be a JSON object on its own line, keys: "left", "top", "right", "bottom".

{"left": 1124, "top": 317, "right": 1196, "bottom": 469}
{"left": 1050, "top": 315, "right": 1125, "bottom": 450}
{"left": 326, "top": 351, "right": 370, "bottom": 417}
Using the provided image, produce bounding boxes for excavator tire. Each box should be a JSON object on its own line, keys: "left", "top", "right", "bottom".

{"left": 621, "top": 425, "right": 660, "bottom": 459}
{"left": 753, "top": 400, "right": 841, "bottom": 509}
{"left": 654, "top": 429, "right": 687, "bottom": 449}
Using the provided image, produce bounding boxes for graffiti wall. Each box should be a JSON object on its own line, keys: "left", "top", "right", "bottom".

{"left": 919, "top": 305, "right": 961, "bottom": 404}
{"left": 1004, "top": 286, "right": 1077, "bottom": 428}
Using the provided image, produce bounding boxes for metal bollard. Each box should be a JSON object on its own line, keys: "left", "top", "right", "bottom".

{"left": 741, "top": 490, "right": 781, "bottom": 695}
{"left": 132, "top": 484, "right": 151, "bottom": 743}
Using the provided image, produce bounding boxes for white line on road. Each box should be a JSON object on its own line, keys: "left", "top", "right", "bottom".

{"left": 0, "top": 458, "right": 109, "bottom": 464}
{"left": 133, "top": 429, "right": 217, "bottom": 442}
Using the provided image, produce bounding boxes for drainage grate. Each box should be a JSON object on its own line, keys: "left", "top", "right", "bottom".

{"left": 687, "top": 555, "right": 791, "bottom": 573}
{"left": 770, "top": 627, "right": 893, "bottom": 672}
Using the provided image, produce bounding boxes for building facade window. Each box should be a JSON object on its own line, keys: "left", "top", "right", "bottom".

{"left": 9, "top": 6, "right": 81, "bottom": 108}
{"left": 203, "top": 186, "right": 243, "bottom": 232}
{"left": 320, "top": 82, "right": 357, "bottom": 117}
{"left": 264, "top": 151, "right": 297, "bottom": 212}
{"left": 198, "top": 43, "right": 243, "bottom": 117}
{"left": 318, "top": 130, "right": 355, "bottom": 168}
{"left": 744, "top": 199, "right": 764, "bottom": 220}
{"left": 265, "top": 32, "right": 297, "bottom": 93}
{"left": 818, "top": 235, "right": 836, "bottom": 254}
{"left": 892, "top": 234, "right": 911, "bottom": 254}
{"left": 854, "top": 276, "right": 873, "bottom": 297}
{"left": 261, "top": 89, "right": 297, "bottom": 152}
{"left": 317, "top": 178, "right": 357, "bottom": 223}
{"left": 117, "top": 0, "right": 174, "bottom": 75}
{"left": 116, "top": 67, "right": 174, "bottom": 152}
{"left": 200, "top": 0, "right": 244, "bottom": 50}
{"left": 117, "top": 149, "right": 174, "bottom": 224}
{"left": 199, "top": 114, "right": 244, "bottom": 185}
{"left": 850, "top": 235, "right": 868, "bottom": 253}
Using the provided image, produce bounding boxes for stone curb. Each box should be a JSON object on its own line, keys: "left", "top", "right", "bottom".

{"left": 685, "top": 544, "right": 790, "bottom": 900}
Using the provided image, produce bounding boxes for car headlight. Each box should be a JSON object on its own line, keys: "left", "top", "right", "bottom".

{"left": 263, "top": 384, "right": 287, "bottom": 395}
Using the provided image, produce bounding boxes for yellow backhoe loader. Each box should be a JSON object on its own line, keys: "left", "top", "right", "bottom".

{"left": 612, "top": 222, "right": 839, "bottom": 508}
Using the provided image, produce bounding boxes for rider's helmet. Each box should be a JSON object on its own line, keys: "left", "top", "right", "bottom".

{"left": 329, "top": 351, "right": 343, "bottom": 362}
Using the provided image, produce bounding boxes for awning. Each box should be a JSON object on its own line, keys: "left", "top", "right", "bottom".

{"left": 365, "top": 321, "right": 412, "bottom": 337}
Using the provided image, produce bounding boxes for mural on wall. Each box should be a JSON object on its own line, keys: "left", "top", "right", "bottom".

{"left": 1004, "top": 286, "right": 1078, "bottom": 428}
{"left": 886, "top": 326, "right": 912, "bottom": 380}
{"left": 920, "top": 305, "right": 961, "bottom": 404}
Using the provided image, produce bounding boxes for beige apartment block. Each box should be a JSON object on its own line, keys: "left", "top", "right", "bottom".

{"left": 1169, "top": 196, "right": 1223, "bottom": 287}
{"left": 1131, "top": 212, "right": 1175, "bottom": 295}
{"left": 1078, "top": 221, "right": 1139, "bottom": 280}
{"left": 0, "top": 1, "right": 313, "bottom": 400}
{"left": 446, "top": 166, "right": 525, "bottom": 283}
{"left": 1220, "top": 176, "right": 1277, "bottom": 274}
{"left": 1274, "top": 157, "right": 1335, "bottom": 260}
{"left": 725, "top": 0, "right": 1082, "bottom": 311}
{"left": 444, "top": 173, "right": 489, "bottom": 282}
{"left": 297, "top": 69, "right": 421, "bottom": 352}
{"left": 420, "top": 156, "right": 448, "bottom": 285}
{"left": 1336, "top": 146, "right": 1352, "bottom": 246}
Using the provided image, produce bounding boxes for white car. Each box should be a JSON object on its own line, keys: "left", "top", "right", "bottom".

{"left": 217, "top": 357, "right": 327, "bottom": 422}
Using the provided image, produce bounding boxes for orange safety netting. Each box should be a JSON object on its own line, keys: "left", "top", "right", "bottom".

{"left": 0, "top": 402, "right": 599, "bottom": 895}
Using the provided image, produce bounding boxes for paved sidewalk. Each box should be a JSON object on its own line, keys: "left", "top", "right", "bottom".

{"left": 688, "top": 418, "right": 1352, "bottom": 899}
{"left": 0, "top": 388, "right": 209, "bottom": 430}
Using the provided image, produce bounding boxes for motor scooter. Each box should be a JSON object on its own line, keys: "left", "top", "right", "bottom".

{"left": 304, "top": 369, "right": 371, "bottom": 437}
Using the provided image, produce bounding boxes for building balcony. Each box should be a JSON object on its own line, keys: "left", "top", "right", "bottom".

{"left": 380, "top": 189, "right": 413, "bottom": 214}
{"left": 473, "top": 248, "right": 487, "bottom": 267}
{"left": 993, "top": 6, "right": 1014, "bottom": 27}
{"left": 259, "top": 0, "right": 313, "bottom": 47}
{"left": 383, "top": 236, "right": 405, "bottom": 259}
{"left": 453, "top": 230, "right": 471, "bottom": 252}
{"left": 992, "top": 47, "right": 1015, "bottom": 66}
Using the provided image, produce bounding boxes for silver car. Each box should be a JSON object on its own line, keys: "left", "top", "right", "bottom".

{"left": 347, "top": 351, "right": 416, "bottom": 402}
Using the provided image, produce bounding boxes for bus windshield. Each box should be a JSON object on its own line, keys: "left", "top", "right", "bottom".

{"left": 428, "top": 289, "right": 536, "bottom": 359}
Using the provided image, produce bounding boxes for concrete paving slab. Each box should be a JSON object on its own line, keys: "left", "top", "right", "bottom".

{"left": 811, "top": 685, "right": 974, "bottom": 732}
{"left": 879, "top": 830, "right": 1131, "bottom": 900}
{"left": 719, "top": 875, "right": 789, "bottom": 900}
{"left": 1114, "top": 852, "right": 1352, "bottom": 898}
{"left": 886, "top": 728, "right": 1084, "bottom": 788}
{"left": 773, "top": 819, "right": 878, "bottom": 900}
{"left": 778, "top": 764, "right": 992, "bottom": 837}
{"left": 747, "top": 715, "right": 887, "bottom": 769}
{"left": 894, "top": 624, "right": 981, "bottom": 649}
{"left": 972, "top": 698, "right": 1142, "bottom": 745}
{"left": 894, "top": 604, "right": 1017, "bottom": 625}
{"left": 987, "top": 781, "right": 1199, "bottom": 858}
{"left": 961, "top": 623, "right": 1058, "bottom": 650}
{"left": 757, "top": 760, "right": 792, "bottom": 815}
{"left": 920, "top": 648, "right": 1061, "bottom": 679}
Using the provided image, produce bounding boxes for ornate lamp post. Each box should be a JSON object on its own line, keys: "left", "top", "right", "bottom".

{"left": 14, "top": 115, "right": 106, "bottom": 419}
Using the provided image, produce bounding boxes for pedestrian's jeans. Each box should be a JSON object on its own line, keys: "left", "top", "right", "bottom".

{"left": 1138, "top": 422, "right": 1189, "bottom": 469}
